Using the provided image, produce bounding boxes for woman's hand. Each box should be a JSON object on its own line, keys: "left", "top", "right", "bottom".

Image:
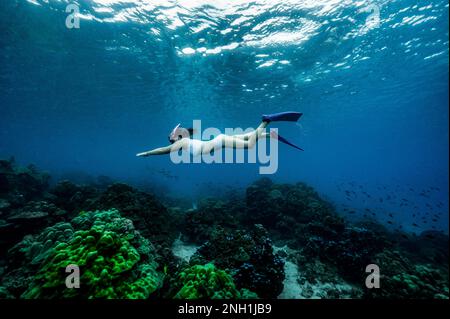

{"left": 136, "top": 144, "right": 175, "bottom": 156}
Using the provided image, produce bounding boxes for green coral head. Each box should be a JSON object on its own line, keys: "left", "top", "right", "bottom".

{"left": 22, "top": 208, "right": 163, "bottom": 299}
{"left": 174, "top": 263, "right": 258, "bottom": 299}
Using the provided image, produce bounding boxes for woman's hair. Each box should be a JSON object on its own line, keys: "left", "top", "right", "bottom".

{"left": 187, "top": 128, "right": 195, "bottom": 135}
{"left": 168, "top": 124, "right": 195, "bottom": 144}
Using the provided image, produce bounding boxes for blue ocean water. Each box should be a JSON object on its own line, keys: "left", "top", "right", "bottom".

{"left": 0, "top": 0, "right": 448, "bottom": 233}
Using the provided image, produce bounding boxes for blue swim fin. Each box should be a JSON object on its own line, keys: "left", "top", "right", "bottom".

{"left": 270, "top": 130, "right": 304, "bottom": 151}
{"left": 262, "top": 111, "right": 302, "bottom": 123}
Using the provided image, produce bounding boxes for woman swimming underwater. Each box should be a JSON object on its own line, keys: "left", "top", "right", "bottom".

{"left": 136, "top": 111, "right": 303, "bottom": 157}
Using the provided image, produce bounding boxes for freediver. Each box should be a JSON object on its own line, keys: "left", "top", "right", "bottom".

{"left": 136, "top": 111, "right": 304, "bottom": 157}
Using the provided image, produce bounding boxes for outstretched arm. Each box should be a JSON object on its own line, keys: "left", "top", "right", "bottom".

{"left": 136, "top": 139, "right": 186, "bottom": 157}
{"left": 136, "top": 145, "right": 172, "bottom": 157}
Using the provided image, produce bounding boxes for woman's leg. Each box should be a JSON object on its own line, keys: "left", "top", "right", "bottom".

{"left": 223, "top": 122, "right": 269, "bottom": 149}
{"left": 231, "top": 121, "right": 268, "bottom": 141}
{"left": 200, "top": 121, "right": 269, "bottom": 154}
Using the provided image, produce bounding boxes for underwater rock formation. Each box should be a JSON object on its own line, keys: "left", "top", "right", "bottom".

{"left": 190, "top": 225, "right": 285, "bottom": 299}
{"left": 0, "top": 159, "right": 55, "bottom": 255}
{"left": 5, "top": 201, "right": 67, "bottom": 238}
{"left": 0, "top": 158, "right": 50, "bottom": 205}
{"left": 182, "top": 197, "right": 246, "bottom": 244}
{"left": 49, "top": 180, "right": 99, "bottom": 216}
{"left": 396, "top": 230, "right": 449, "bottom": 266}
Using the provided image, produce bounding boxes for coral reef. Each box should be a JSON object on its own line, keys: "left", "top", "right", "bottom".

{"left": 1, "top": 209, "right": 163, "bottom": 299}
{"left": 0, "top": 159, "right": 54, "bottom": 255}
{"left": 182, "top": 197, "right": 245, "bottom": 243}
{"left": 300, "top": 226, "right": 390, "bottom": 283}
{"left": 49, "top": 180, "right": 98, "bottom": 216}
{"left": 245, "top": 178, "right": 335, "bottom": 238}
{"left": 396, "top": 230, "right": 449, "bottom": 266}
{"left": 295, "top": 258, "right": 363, "bottom": 299}
{"left": 4, "top": 201, "right": 68, "bottom": 243}
{"left": 190, "top": 225, "right": 285, "bottom": 298}
{"left": 0, "top": 162, "right": 448, "bottom": 300}
{"left": 244, "top": 179, "right": 392, "bottom": 285}
{"left": 22, "top": 209, "right": 163, "bottom": 299}
{"left": 365, "top": 250, "right": 449, "bottom": 299}
{"left": 0, "top": 158, "right": 50, "bottom": 205}
{"left": 2, "top": 222, "right": 74, "bottom": 297}
{"left": 172, "top": 263, "right": 258, "bottom": 299}
{"left": 87, "top": 183, "right": 180, "bottom": 248}
{"left": 275, "top": 245, "right": 362, "bottom": 299}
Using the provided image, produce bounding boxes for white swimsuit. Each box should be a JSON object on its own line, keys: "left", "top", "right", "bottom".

{"left": 187, "top": 135, "right": 224, "bottom": 156}
{"left": 188, "top": 139, "right": 204, "bottom": 156}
